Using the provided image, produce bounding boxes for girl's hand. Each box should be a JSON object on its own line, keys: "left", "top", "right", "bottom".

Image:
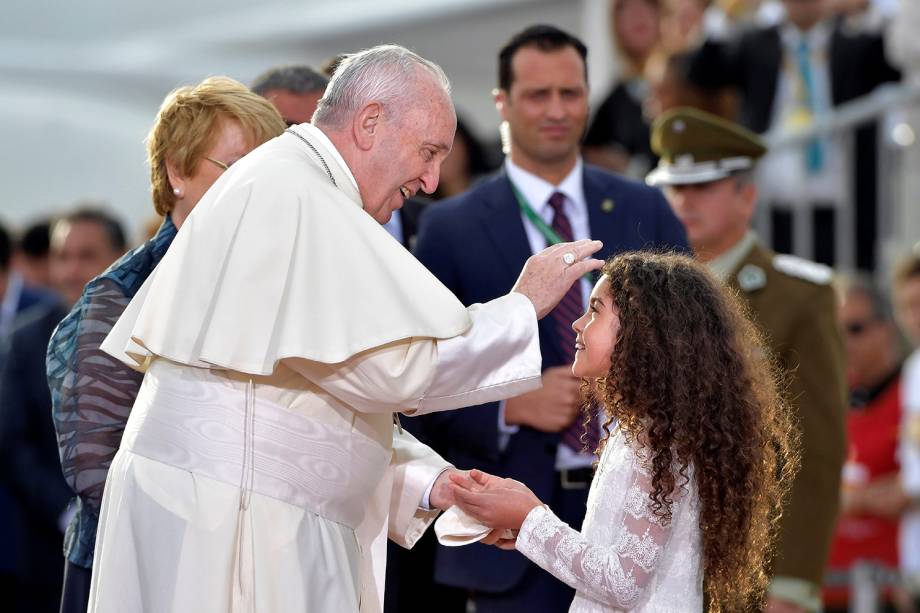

{"left": 449, "top": 471, "right": 543, "bottom": 531}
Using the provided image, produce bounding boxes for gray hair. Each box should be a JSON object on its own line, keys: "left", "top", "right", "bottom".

{"left": 250, "top": 65, "right": 328, "bottom": 96}
{"left": 312, "top": 44, "right": 451, "bottom": 129}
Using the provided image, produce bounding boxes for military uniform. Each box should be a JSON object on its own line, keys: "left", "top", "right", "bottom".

{"left": 648, "top": 108, "right": 848, "bottom": 611}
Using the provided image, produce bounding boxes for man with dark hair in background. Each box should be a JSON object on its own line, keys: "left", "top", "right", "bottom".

{"left": 410, "top": 24, "right": 687, "bottom": 613}
{"left": 0, "top": 222, "right": 53, "bottom": 346}
{"left": 15, "top": 219, "right": 52, "bottom": 291}
{"left": 0, "top": 207, "right": 125, "bottom": 613}
{"left": 251, "top": 64, "right": 329, "bottom": 126}
{"left": 0, "top": 219, "right": 56, "bottom": 608}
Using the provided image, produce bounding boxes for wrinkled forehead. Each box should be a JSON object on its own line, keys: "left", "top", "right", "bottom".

{"left": 399, "top": 82, "right": 456, "bottom": 147}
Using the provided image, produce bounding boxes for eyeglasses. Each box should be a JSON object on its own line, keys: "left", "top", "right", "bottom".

{"left": 204, "top": 156, "right": 231, "bottom": 171}
{"left": 843, "top": 319, "right": 876, "bottom": 337}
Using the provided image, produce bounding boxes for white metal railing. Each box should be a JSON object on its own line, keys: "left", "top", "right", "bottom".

{"left": 752, "top": 80, "right": 920, "bottom": 273}
{"left": 824, "top": 562, "right": 916, "bottom": 613}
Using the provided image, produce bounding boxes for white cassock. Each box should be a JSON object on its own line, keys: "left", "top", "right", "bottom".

{"left": 90, "top": 123, "right": 543, "bottom": 613}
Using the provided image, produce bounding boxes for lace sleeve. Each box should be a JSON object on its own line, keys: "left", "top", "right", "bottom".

{"left": 515, "top": 464, "right": 682, "bottom": 608}
{"left": 49, "top": 277, "right": 143, "bottom": 514}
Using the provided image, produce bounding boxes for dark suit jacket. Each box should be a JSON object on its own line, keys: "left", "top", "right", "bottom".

{"left": 411, "top": 166, "right": 688, "bottom": 593}
{"left": 398, "top": 197, "right": 428, "bottom": 251}
{"left": 687, "top": 20, "right": 900, "bottom": 268}
{"left": 0, "top": 283, "right": 56, "bottom": 581}
{"left": 0, "top": 301, "right": 71, "bottom": 584}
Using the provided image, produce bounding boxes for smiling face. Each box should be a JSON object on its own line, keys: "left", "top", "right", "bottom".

{"left": 358, "top": 80, "right": 456, "bottom": 223}
{"left": 572, "top": 275, "right": 621, "bottom": 378}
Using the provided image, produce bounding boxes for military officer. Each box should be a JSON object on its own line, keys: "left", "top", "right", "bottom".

{"left": 647, "top": 107, "right": 847, "bottom": 613}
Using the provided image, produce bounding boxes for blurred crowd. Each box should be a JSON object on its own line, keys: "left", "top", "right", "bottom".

{"left": 1, "top": 0, "right": 920, "bottom": 611}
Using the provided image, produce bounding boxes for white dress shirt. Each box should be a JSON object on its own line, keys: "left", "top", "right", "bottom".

{"left": 499, "top": 156, "right": 597, "bottom": 470}
{"left": 758, "top": 21, "right": 847, "bottom": 206}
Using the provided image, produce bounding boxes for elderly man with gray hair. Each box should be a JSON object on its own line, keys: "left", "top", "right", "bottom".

{"left": 87, "top": 45, "right": 602, "bottom": 613}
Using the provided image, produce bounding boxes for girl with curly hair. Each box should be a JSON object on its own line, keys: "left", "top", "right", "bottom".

{"left": 450, "top": 252, "right": 799, "bottom": 612}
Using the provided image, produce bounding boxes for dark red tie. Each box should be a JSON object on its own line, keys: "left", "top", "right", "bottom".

{"left": 547, "top": 192, "right": 600, "bottom": 453}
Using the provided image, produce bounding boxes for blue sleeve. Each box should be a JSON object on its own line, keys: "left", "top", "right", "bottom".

{"left": 47, "top": 278, "right": 143, "bottom": 515}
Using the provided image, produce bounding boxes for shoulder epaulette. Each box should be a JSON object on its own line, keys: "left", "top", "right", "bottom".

{"left": 772, "top": 254, "right": 833, "bottom": 285}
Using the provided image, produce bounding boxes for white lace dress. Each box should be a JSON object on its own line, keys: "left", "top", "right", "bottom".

{"left": 515, "top": 428, "right": 703, "bottom": 612}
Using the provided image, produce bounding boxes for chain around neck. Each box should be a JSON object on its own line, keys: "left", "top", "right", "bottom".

{"left": 284, "top": 128, "right": 337, "bottom": 187}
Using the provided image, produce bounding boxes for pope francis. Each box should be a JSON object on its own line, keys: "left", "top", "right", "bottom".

{"left": 87, "top": 45, "right": 604, "bottom": 612}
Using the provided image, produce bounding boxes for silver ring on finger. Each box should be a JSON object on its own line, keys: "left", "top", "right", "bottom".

{"left": 562, "top": 252, "right": 576, "bottom": 266}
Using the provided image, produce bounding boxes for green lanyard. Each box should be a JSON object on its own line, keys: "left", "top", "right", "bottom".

{"left": 509, "top": 181, "right": 594, "bottom": 283}
{"left": 510, "top": 182, "right": 565, "bottom": 246}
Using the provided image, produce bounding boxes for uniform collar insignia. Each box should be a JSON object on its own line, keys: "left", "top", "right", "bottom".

{"left": 737, "top": 263, "right": 767, "bottom": 292}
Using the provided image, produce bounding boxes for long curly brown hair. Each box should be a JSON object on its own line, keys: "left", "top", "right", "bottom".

{"left": 586, "top": 252, "right": 799, "bottom": 611}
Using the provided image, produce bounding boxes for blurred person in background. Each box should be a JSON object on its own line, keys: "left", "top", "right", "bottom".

{"left": 45, "top": 77, "right": 284, "bottom": 613}
{"left": 0, "top": 222, "right": 53, "bottom": 346}
{"left": 648, "top": 107, "right": 847, "bottom": 613}
{"left": 430, "top": 116, "right": 495, "bottom": 201}
{"left": 583, "top": 0, "right": 661, "bottom": 177}
{"left": 13, "top": 219, "right": 53, "bottom": 291}
{"left": 0, "top": 208, "right": 125, "bottom": 613}
{"left": 660, "top": 0, "right": 710, "bottom": 52}
{"left": 642, "top": 49, "right": 736, "bottom": 120}
{"left": 887, "top": 0, "right": 920, "bottom": 266}
{"left": 824, "top": 275, "right": 909, "bottom": 613}
{"left": 413, "top": 25, "right": 687, "bottom": 613}
{"left": 251, "top": 64, "right": 328, "bottom": 126}
{"left": 894, "top": 251, "right": 920, "bottom": 609}
{"left": 685, "top": 0, "right": 900, "bottom": 269}
{"left": 0, "top": 220, "right": 56, "bottom": 601}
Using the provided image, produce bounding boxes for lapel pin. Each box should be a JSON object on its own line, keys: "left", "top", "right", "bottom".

{"left": 601, "top": 199, "right": 615, "bottom": 213}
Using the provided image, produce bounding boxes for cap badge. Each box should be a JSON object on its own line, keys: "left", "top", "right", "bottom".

{"left": 737, "top": 264, "right": 766, "bottom": 292}
{"left": 675, "top": 154, "right": 694, "bottom": 168}
{"left": 673, "top": 120, "right": 686, "bottom": 133}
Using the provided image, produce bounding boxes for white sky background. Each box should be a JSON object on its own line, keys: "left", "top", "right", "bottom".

{"left": 0, "top": 0, "right": 618, "bottom": 242}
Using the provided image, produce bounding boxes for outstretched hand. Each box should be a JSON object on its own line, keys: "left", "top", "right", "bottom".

{"left": 512, "top": 239, "right": 604, "bottom": 319}
{"left": 448, "top": 470, "right": 542, "bottom": 533}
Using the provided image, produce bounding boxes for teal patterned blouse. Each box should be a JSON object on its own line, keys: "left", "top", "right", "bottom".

{"left": 46, "top": 217, "right": 177, "bottom": 568}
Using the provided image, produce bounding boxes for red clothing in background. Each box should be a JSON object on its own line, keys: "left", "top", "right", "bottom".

{"left": 825, "top": 371, "right": 902, "bottom": 607}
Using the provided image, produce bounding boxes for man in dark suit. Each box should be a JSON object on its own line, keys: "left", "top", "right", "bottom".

{"left": 0, "top": 209, "right": 125, "bottom": 612}
{"left": 0, "top": 223, "right": 53, "bottom": 350}
{"left": 647, "top": 107, "right": 847, "bottom": 613}
{"left": 407, "top": 25, "right": 687, "bottom": 613}
{"left": 0, "top": 222, "right": 56, "bottom": 605}
{"left": 686, "top": 0, "right": 900, "bottom": 270}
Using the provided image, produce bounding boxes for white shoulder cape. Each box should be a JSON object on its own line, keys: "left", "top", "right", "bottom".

{"left": 102, "top": 126, "right": 471, "bottom": 375}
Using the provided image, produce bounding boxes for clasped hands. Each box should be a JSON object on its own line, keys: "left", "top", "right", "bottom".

{"left": 431, "top": 468, "right": 544, "bottom": 550}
